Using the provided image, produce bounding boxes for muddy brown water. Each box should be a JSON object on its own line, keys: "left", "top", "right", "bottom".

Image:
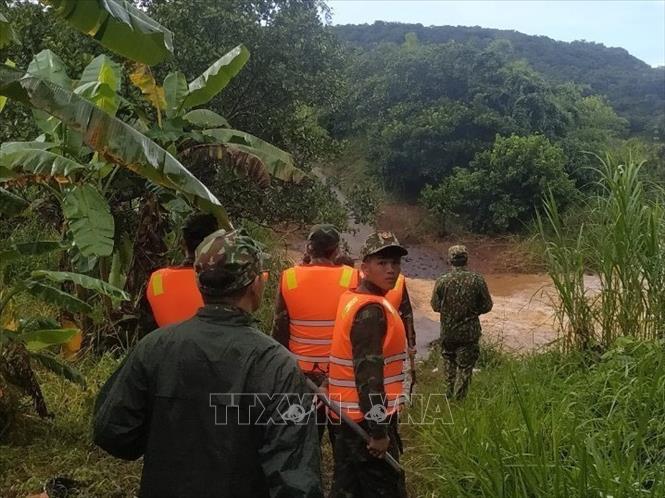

{"left": 292, "top": 172, "right": 603, "bottom": 357}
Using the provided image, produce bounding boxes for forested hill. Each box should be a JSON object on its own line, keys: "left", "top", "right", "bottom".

{"left": 332, "top": 22, "right": 665, "bottom": 134}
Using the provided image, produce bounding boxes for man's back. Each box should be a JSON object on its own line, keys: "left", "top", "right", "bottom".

{"left": 94, "top": 305, "right": 322, "bottom": 498}
{"left": 431, "top": 268, "right": 493, "bottom": 343}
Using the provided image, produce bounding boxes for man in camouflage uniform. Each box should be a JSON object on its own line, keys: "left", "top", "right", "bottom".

{"left": 430, "top": 245, "right": 493, "bottom": 400}
{"left": 94, "top": 229, "right": 323, "bottom": 498}
{"left": 330, "top": 232, "right": 408, "bottom": 498}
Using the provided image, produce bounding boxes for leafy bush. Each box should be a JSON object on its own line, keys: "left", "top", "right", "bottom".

{"left": 423, "top": 134, "right": 577, "bottom": 233}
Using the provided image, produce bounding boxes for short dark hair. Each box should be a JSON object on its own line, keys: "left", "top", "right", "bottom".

{"left": 182, "top": 213, "right": 218, "bottom": 254}
{"left": 308, "top": 242, "right": 337, "bottom": 259}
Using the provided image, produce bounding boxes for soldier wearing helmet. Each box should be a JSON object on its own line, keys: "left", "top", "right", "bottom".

{"left": 431, "top": 244, "right": 493, "bottom": 400}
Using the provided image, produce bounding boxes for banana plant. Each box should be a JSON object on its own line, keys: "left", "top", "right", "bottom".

{"left": 41, "top": 0, "right": 174, "bottom": 66}
{"left": 0, "top": 240, "right": 129, "bottom": 417}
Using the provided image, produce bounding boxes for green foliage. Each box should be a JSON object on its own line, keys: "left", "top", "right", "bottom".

{"left": 423, "top": 134, "right": 576, "bottom": 233}
{"left": 539, "top": 154, "right": 665, "bottom": 350}
{"left": 0, "top": 354, "right": 142, "bottom": 495}
{"left": 407, "top": 339, "right": 665, "bottom": 497}
{"left": 145, "top": 0, "right": 345, "bottom": 167}
{"left": 346, "top": 183, "right": 382, "bottom": 226}
{"left": 62, "top": 185, "right": 115, "bottom": 258}
{"left": 181, "top": 44, "right": 250, "bottom": 110}
{"left": 334, "top": 22, "right": 664, "bottom": 134}
{"left": 45, "top": 0, "right": 174, "bottom": 66}
{"left": 0, "top": 12, "right": 16, "bottom": 49}
{"left": 333, "top": 36, "right": 629, "bottom": 207}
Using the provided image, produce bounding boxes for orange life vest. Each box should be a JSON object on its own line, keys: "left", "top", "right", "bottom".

{"left": 328, "top": 291, "right": 407, "bottom": 422}
{"left": 353, "top": 270, "right": 406, "bottom": 311}
{"left": 386, "top": 273, "right": 405, "bottom": 310}
{"left": 281, "top": 265, "right": 358, "bottom": 374}
{"left": 146, "top": 267, "right": 203, "bottom": 328}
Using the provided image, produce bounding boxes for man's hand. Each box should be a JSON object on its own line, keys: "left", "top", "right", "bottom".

{"left": 408, "top": 346, "right": 417, "bottom": 358}
{"left": 367, "top": 435, "right": 390, "bottom": 458}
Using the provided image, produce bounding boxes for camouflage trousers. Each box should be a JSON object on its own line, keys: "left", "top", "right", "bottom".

{"left": 441, "top": 340, "right": 480, "bottom": 400}
{"left": 330, "top": 418, "right": 407, "bottom": 498}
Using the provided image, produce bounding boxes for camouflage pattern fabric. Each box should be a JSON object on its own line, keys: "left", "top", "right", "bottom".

{"left": 194, "top": 228, "right": 267, "bottom": 296}
{"left": 361, "top": 231, "right": 408, "bottom": 260}
{"left": 431, "top": 265, "right": 492, "bottom": 400}
{"left": 330, "top": 420, "right": 406, "bottom": 498}
{"left": 442, "top": 342, "right": 480, "bottom": 400}
{"left": 430, "top": 267, "right": 493, "bottom": 344}
{"left": 448, "top": 244, "right": 468, "bottom": 261}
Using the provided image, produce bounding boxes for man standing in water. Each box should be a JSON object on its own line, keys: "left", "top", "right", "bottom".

{"left": 430, "top": 245, "right": 493, "bottom": 400}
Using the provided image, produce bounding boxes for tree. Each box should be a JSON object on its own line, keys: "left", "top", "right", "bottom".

{"left": 423, "top": 134, "right": 576, "bottom": 233}
{"left": 142, "top": 0, "right": 344, "bottom": 167}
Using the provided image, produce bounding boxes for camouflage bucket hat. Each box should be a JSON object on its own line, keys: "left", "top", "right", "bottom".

{"left": 307, "top": 224, "right": 340, "bottom": 253}
{"left": 448, "top": 244, "right": 468, "bottom": 260}
{"left": 194, "top": 229, "right": 268, "bottom": 296}
{"left": 361, "top": 231, "right": 408, "bottom": 260}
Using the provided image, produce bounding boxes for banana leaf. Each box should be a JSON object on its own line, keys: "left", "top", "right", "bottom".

{"left": 79, "top": 55, "right": 122, "bottom": 93}
{"left": 0, "top": 187, "right": 29, "bottom": 218}
{"left": 21, "top": 328, "right": 79, "bottom": 351}
{"left": 27, "top": 49, "right": 72, "bottom": 88}
{"left": 183, "top": 109, "right": 229, "bottom": 129}
{"left": 30, "top": 350, "right": 86, "bottom": 387}
{"left": 130, "top": 64, "right": 165, "bottom": 112}
{"left": 202, "top": 128, "right": 304, "bottom": 183}
{"left": 0, "top": 240, "right": 63, "bottom": 263}
{"left": 0, "top": 12, "right": 16, "bottom": 49}
{"left": 0, "top": 63, "right": 230, "bottom": 228}
{"left": 32, "top": 270, "right": 129, "bottom": 301}
{"left": 62, "top": 185, "right": 115, "bottom": 258}
{"left": 0, "top": 141, "right": 86, "bottom": 180}
{"left": 43, "top": 0, "right": 173, "bottom": 66}
{"left": 182, "top": 45, "right": 250, "bottom": 110}
{"left": 25, "top": 282, "right": 92, "bottom": 314}
{"left": 163, "top": 70, "right": 187, "bottom": 118}
{"left": 76, "top": 55, "right": 122, "bottom": 116}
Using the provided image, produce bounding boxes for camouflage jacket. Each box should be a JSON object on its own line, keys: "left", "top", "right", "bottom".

{"left": 94, "top": 305, "right": 323, "bottom": 498}
{"left": 430, "top": 267, "right": 493, "bottom": 344}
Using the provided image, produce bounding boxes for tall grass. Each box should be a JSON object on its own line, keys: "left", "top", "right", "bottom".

{"left": 538, "top": 154, "right": 665, "bottom": 350}
{"left": 405, "top": 338, "right": 665, "bottom": 497}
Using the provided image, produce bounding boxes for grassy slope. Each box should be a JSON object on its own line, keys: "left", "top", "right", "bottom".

{"left": 402, "top": 339, "right": 665, "bottom": 497}
{"left": 3, "top": 338, "right": 664, "bottom": 497}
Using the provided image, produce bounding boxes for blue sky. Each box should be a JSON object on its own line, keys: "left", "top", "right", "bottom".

{"left": 327, "top": 1, "right": 665, "bottom": 67}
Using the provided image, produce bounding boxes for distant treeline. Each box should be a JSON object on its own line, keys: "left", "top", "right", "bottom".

{"left": 333, "top": 22, "right": 665, "bottom": 135}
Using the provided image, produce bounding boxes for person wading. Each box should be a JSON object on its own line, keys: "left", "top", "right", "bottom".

{"left": 430, "top": 244, "right": 493, "bottom": 400}
{"left": 272, "top": 224, "right": 357, "bottom": 441}
{"left": 328, "top": 231, "right": 409, "bottom": 498}
{"left": 94, "top": 229, "right": 323, "bottom": 498}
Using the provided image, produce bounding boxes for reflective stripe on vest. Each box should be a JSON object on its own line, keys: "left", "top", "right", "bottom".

{"left": 282, "top": 265, "right": 358, "bottom": 374}
{"left": 328, "top": 292, "right": 407, "bottom": 422}
{"left": 146, "top": 267, "right": 203, "bottom": 328}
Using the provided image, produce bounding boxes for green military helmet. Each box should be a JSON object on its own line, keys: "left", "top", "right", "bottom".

{"left": 307, "top": 224, "right": 341, "bottom": 253}
{"left": 361, "top": 231, "right": 408, "bottom": 260}
{"left": 448, "top": 244, "right": 468, "bottom": 263}
{"left": 194, "top": 228, "right": 268, "bottom": 296}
